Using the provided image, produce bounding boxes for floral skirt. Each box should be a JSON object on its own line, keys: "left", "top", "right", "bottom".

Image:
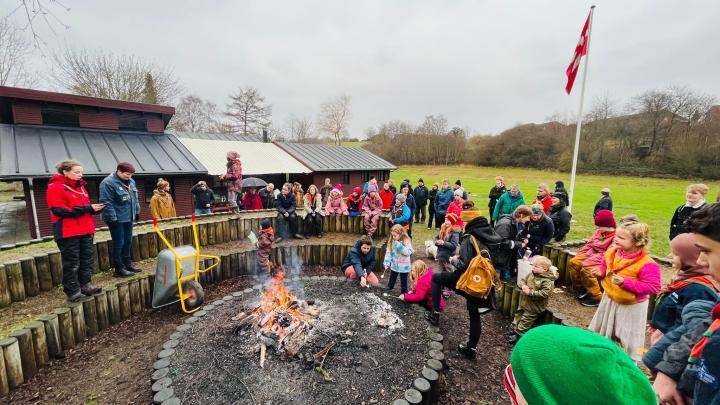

{"left": 588, "top": 294, "right": 648, "bottom": 361}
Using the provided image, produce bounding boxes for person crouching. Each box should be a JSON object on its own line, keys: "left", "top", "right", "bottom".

{"left": 400, "top": 260, "right": 445, "bottom": 312}
{"left": 509, "top": 256, "right": 556, "bottom": 343}
{"left": 342, "top": 235, "right": 378, "bottom": 288}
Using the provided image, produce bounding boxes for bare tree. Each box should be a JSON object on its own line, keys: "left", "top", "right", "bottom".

{"left": 0, "top": 19, "right": 35, "bottom": 86}
{"left": 51, "top": 47, "right": 181, "bottom": 104}
{"left": 6, "top": 0, "right": 70, "bottom": 51}
{"left": 287, "top": 115, "right": 314, "bottom": 142}
{"left": 224, "top": 86, "right": 272, "bottom": 135}
{"left": 318, "top": 94, "right": 351, "bottom": 145}
{"left": 168, "top": 94, "right": 219, "bottom": 133}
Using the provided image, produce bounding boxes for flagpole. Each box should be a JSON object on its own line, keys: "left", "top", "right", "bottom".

{"left": 567, "top": 5, "right": 595, "bottom": 214}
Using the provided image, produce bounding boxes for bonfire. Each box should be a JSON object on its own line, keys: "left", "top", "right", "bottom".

{"left": 232, "top": 269, "right": 319, "bottom": 367}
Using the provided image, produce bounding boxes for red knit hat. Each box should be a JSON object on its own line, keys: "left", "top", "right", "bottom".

{"left": 446, "top": 212, "right": 459, "bottom": 225}
{"left": 594, "top": 210, "right": 616, "bottom": 228}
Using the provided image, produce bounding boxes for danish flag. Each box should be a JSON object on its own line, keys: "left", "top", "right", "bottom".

{"left": 565, "top": 12, "right": 591, "bottom": 94}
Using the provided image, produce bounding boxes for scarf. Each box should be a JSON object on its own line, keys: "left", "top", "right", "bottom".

{"left": 260, "top": 227, "right": 275, "bottom": 235}
{"left": 686, "top": 199, "right": 706, "bottom": 209}
{"left": 689, "top": 303, "right": 720, "bottom": 364}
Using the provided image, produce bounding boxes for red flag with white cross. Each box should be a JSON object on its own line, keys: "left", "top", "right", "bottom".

{"left": 565, "top": 12, "right": 591, "bottom": 94}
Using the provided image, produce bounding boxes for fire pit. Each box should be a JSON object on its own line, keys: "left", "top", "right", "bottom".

{"left": 154, "top": 274, "right": 438, "bottom": 404}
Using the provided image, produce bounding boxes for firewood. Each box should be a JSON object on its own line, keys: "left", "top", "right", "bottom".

{"left": 259, "top": 343, "right": 266, "bottom": 368}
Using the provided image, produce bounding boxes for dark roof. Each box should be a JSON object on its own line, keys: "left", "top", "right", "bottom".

{"left": 275, "top": 142, "right": 396, "bottom": 171}
{"left": 0, "top": 124, "right": 206, "bottom": 179}
{"left": 0, "top": 86, "right": 175, "bottom": 115}
{"left": 173, "top": 131, "right": 261, "bottom": 142}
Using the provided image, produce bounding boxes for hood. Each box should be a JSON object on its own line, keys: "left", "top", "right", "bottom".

{"left": 550, "top": 201, "right": 566, "bottom": 212}
{"left": 464, "top": 216, "right": 503, "bottom": 244}
{"left": 508, "top": 191, "right": 524, "bottom": 200}
{"left": 49, "top": 174, "right": 86, "bottom": 188}
{"left": 534, "top": 268, "right": 560, "bottom": 280}
{"left": 555, "top": 180, "right": 565, "bottom": 189}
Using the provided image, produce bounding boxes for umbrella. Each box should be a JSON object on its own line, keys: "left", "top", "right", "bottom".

{"left": 241, "top": 177, "right": 268, "bottom": 189}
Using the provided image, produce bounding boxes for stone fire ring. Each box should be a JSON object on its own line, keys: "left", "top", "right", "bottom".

{"left": 149, "top": 276, "right": 446, "bottom": 405}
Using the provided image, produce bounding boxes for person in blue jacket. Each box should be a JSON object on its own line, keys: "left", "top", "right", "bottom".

{"left": 389, "top": 193, "right": 412, "bottom": 231}
{"left": 99, "top": 162, "right": 141, "bottom": 277}
{"left": 434, "top": 179, "right": 453, "bottom": 229}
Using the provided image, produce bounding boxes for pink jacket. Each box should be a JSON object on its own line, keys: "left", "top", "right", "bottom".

{"left": 403, "top": 270, "right": 445, "bottom": 311}
{"left": 447, "top": 200, "right": 464, "bottom": 228}
{"left": 577, "top": 229, "right": 615, "bottom": 268}
{"left": 598, "top": 249, "right": 661, "bottom": 303}
{"left": 363, "top": 195, "right": 383, "bottom": 214}
{"left": 325, "top": 191, "right": 348, "bottom": 215}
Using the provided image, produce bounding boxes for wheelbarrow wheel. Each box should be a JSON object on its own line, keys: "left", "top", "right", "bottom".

{"left": 182, "top": 280, "right": 204, "bottom": 310}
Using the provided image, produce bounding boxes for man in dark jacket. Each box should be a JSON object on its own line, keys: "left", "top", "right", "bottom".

{"left": 275, "top": 183, "right": 302, "bottom": 242}
{"left": 554, "top": 180, "right": 569, "bottom": 206}
{"left": 190, "top": 181, "right": 215, "bottom": 215}
{"left": 593, "top": 188, "right": 613, "bottom": 217}
{"left": 413, "top": 179, "right": 429, "bottom": 224}
{"left": 341, "top": 236, "right": 377, "bottom": 287}
{"left": 526, "top": 206, "right": 555, "bottom": 256}
{"left": 258, "top": 183, "right": 275, "bottom": 209}
{"left": 427, "top": 214, "right": 504, "bottom": 360}
{"left": 548, "top": 193, "right": 572, "bottom": 242}
{"left": 100, "top": 162, "right": 141, "bottom": 277}
{"left": 494, "top": 205, "right": 533, "bottom": 281}
{"left": 427, "top": 182, "right": 439, "bottom": 230}
{"left": 488, "top": 176, "right": 506, "bottom": 226}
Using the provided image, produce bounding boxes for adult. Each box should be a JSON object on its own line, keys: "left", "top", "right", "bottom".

{"left": 533, "top": 183, "right": 552, "bottom": 214}
{"left": 293, "top": 182, "right": 304, "bottom": 208}
{"left": 346, "top": 186, "right": 363, "bottom": 216}
{"left": 379, "top": 182, "right": 394, "bottom": 210}
{"left": 190, "top": 181, "right": 215, "bottom": 215}
{"left": 447, "top": 189, "right": 465, "bottom": 228}
{"left": 488, "top": 176, "right": 506, "bottom": 225}
{"left": 553, "top": 180, "right": 569, "bottom": 207}
{"left": 491, "top": 185, "right": 526, "bottom": 222}
{"left": 387, "top": 179, "right": 397, "bottom": 195}
{"left": 303, "top": 184, "right": 324, "bottom": 238}
{"left": 275, "top": 183, "right": 302, "bottom": 242}
{"left": 453, "top": 179, "right": 468, "bottom": 200}
{"left": 593, "top": 188, "right": 613, "bottom": 217}
{"left": 242, "top": 188, "right": 263, "bottom": 211}
{"left": 47, "top": 160, "right": 105, "bottom": 301}
{"left": 567, "top": 210, "right": 616, "bottom": 306}
{"left": 319, "top": 178, "right": 333, "bottom": 205}
{"left": 434, "top": 179, "right": 453, "bottom": 228}
{"left": 427, "top": 214, "right": 504, "bottom": 359}
{"left": 504, "top": 325, "right": 655, "bottom": 405}
{"left": 100, "top": 162, "right": 140, "bottom": 277}
{"left": 525, "top": 205, "right": 554, "bottom": 256}
{"left": 413, "top": 179, "right": 429, "bottom": 224}
{"left": 548, "top": 192, "right": 572, "bottom": 242}
{"left": 669, "top": 183, "right": 708, "bottom": 240}
{"left": 149, "top": 178, "right": 176, "bottom": 219}
{"left": 363, "top": 184, "right": 383, "bottom": 237}
{"left": 494, "top": 205, "right": 533, "bottom": 281}
{"left": 427, "top": 182, "right": 439, "bottom": 230}
{"left": 258, "top": 183, "right": 275, "bottom": 209}
{"left": 342, "top": 235, "right": 378, "bottom": 287}
{"left": 220, "top": 150, "right": 242, "bottom": 214}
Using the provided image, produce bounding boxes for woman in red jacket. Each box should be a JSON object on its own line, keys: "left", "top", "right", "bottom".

{"left": 47, "top": 160, "right": 105, "bottom": 302}
{"left": 241, "top": 188, "right": 263, "bottom": 211}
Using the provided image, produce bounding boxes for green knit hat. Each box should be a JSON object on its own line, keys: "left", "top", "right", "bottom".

{"left": 509, "top": 325, "right": 655, "bottom": 405}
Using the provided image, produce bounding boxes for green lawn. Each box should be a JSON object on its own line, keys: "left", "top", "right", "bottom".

{"left": 390, "top": 165, "right": 719, "bottom": 257}
{"left": 324, "top": 140, "right": 367, "bottom": 148}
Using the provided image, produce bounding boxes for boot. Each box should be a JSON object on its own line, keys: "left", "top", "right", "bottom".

{"left": 124, "top": 262, "right": 142, "bottom": 273}
{"left": 67, "top": 291, "right": 84, "bottom": 302}
{"left": 81, "top": 283, "right": 101, "bottom": 296}
{"left": 576, "top": 288, "right": 588, "bottom": 300}
{"left": 113, "top": 266, "right": 133, "bottom": 278}
{"left": 580, "top": 296, "right": 600, "bottom": 307}
{"left": 457, "top": 343, "right": 477, "bottom": 359}
{"left": 508, "top": 332, "right": 521, "bottom": 344}
{"left": 424, "top": 310, "right": 440, "bottom": 326}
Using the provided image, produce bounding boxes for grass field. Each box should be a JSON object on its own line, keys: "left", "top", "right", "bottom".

{"left": 390, "top": 165, "right": 719, "bottom": 257}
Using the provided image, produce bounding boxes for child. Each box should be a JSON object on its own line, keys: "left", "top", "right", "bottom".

{"left": 434, "top": 213, "right": 462, "bottom": 273}
{"left": 568, "top": 209, "right": 616, "bottom": 306}
{"left": 400, "top": 260, "right": 445, "bottom": 311}
{"left": 346, "top": 186, "right": 363, "bottom": 216}
{"left": 256, "top": 219, "right": 275, "bottom": 275}
{"left": 325, "top": 186, "right": 348, "bottom": 215}
{"left": 383, "top": 224, "right": 414, "bottom": 294}
{"left": 363, "top": 184, "right": 383, "bottom": 237}
{"left": 509, "top": 256, "right": 556, "bottom": 343}
{"left": 588, "top": 221, "right": 661, "bottom": 362}
{"left": 389, "top": 193, "right": 412, "bottom": 232}
{"left": 342, "top": 235, "right": 378, "bottom": 287}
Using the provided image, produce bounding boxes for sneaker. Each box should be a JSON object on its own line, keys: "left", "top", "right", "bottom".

{"left": 457, "top": 343, "right": 477, "bottom": 359}
{"left": 81, "top": 283, "right": 101, "bottom": 295}
{"left": 293, "top": 234, "right": 304, "bottom": 239}
{"left": 576, "top": 288, "right": 588, "bottom": 299}
{"left": 124, "top": 263, "right": 142, "bottom": 273}
{"left": 67, "top": 291, "right": 84, "bottom": 302}
{"left": 580, "top": 297, "right": 600, "bottom": 307}
{"left": 424, "top": 311, "right": 440, "bottom": 326}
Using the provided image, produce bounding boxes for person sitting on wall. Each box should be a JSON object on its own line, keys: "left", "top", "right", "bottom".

{"left": 379, "top": 182, "right": 394, "bottom": 210}
{"left": 325, "top": 185, "right": 348, "bottom": 215}
{"left": 242, "top": 187, "right": 263, "bottom": 211}
{"left": 392, "top": 182, "right": 416, "bottom": 237}
{"left": 293, "top": 182, "right": 304, "bottom": 208}
{"left": 363, "top": 184, "right": 383, "bottom": 237}
{"left": 150, "top": 178, "right": 176, "bottom": 219}
{"left": 346, "top": 186, "right": 363, "bottom": 217}
{"left": 191, "top": 181, "right": 215, "bottom": 215}
{"left": 100, "top": 162, "right": 141, "bottom": 278}
{"left": 275, "top": 183, "right": 302, "bottom": 242}
{"left": 533, "top": 183, "right": 552, "bottom": 214}
{"left": 319, "top": 178, "right": 333, "bottom": 205}
{"left": 258, "top": 183, "right": 275, "bottom": 209}
{"left": 303, "top": 184, "right": 324, "bottom": 238}
{"left": 342, "top": 235, "right": 378, "bottom": 288}
{"left": 525, "top": 205, "right": 555, "bottom": 256}
{"left": 567, "top": 210, "right": 616, "bottom": 307}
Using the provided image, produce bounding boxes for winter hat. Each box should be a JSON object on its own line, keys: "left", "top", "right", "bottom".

{"left": 601, "top": 187, "right": 611, "bottom": 195}
{"left": 401, "top": 182, "right": 409, "bottom": 190}
{"left": 226, "top": 150, "right": 240, "bottom": 160}
{"left": 455, "top": 179, "right": 462, "bottom": 186}
{"left": 261, "top": 219, "right": 272, "bottom": 230}
{"left": 116, "top": 162, "right": 136, "bottom": 173}
{"left": 334, "top": 184, "right": 343, "bottom": 191}
{"left": 353, "top": 186, "right": 361, "bottom": 194}
{"left": 531, "top": 206, "right": 543, "bottom": 216}
{"left": 453, "top": 189, "right": 464, "bottom": 198}
{"left": 445, "top": 212, "right": 459, "bottom": 225}
{"left": 594, "top": 210, "right": 616, "bottom": 228}
{"left": 368, "top": 184, "right": 378, "bottom": 193}
{"left": 433, "top": 182, "right": 439, "bottom": 187}
{"left": 396, "top": 193, "right": 407, "bottom": 203}
{"left": 508, "top": 325, "right": 655, "bottom": 405}
{"left": 418, "top": 178, "right": 424, "bottom": 184}
{"left": 461, "top": 209, "right": 482, "bottom": 223}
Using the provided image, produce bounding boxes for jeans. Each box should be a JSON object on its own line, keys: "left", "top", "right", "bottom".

{"left": 108, "top": 221, "right": 133, "bottom": 269}
{"left": 414, "top": 204, "right": 426, "bottom": 222}
{"left": 56, "top": 235, "right": 94, "bottom": 296}
{"left": 277, "top": 212, "right": 298, "bottom": 238}
{"left": 431, "top": 271, "right": 488, "bottom": 349}
{"left": 195, "top": 208, "right": 212, "bottom": 215}
{"left": 304, "top": 213, "right": 322, "bottom": 236}
{"left": 387, "top": 271, "right": 408, "bottom": 294}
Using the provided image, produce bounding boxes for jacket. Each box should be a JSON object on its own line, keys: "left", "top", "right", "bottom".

{"left": 518, "top": 270, "right": 557, "bottom": 314}
{"left": 191, "top": 184, "right": 215, "bottom": 209}
{"left": 452, "top": 217, "right": 504, "bottom": 274}
{"left": 149, "top": 190, "right": 176, "bottom": 219}
{"left": 294, "top": 190, "right": 304, "bottom": 208}
{"left": 428, "top": 189, "right": 438, "bottom": 211}
{"left": 413, "top": 185, "right": 429, "bottom": 206}
{"left": 319, "top": 184, "right": 334, "bottom": 205}
{"left": 383, "top": 239, "right": 414, "bottom": 273}
{"left": 435, "top": 228, "right": 461, "bottom": 261}
{"left": 651, "top": 280, "right": 719, "bottom": 333}
{"left": 554, "top": 182, "right": 569, "bottom": 206}
{"left": 392, "top": 193, "right": 416, "bottom": 215}
{"left": 258, "top": 188, "right": 275, "bottom": 209}
{"left": 223, "top": 159, "right": 242, "bottom": 192}
{"left": 303, "top": 192, "right": 324, "bottom": 216}
{"left": 598, "top": 248, "right": 661, "bottom": 304}
{"left": 99, "top": 173, "right": 140, "bottom": 223}
{"left": 389, "top": 203, "right": 411, "bottom": 225}
{"left": 525, "top": 215, "right": 554, "bottom": 255}
{"left": 403, "top": 270, "right": 445, "bottom": 311}
{"left": 488, "top": 185, "right": 506, "bottom": 215}
{"left": 434, "top": 188, "right": 453, "bottom": 215}
{"left": 341, "top": 240, "right": 377, "bottom": 278}
{"left": 593, "top": 195, "right": 613, "bottom": 216}
{"left": 576, "top": 229, "right": 615, "bottom": 268}
{"left": 447, "top": 200, "right": 464, "bottom": 227}
{"left": 688, "top": 302, "right": 720, "bottom": 404}
{"left": 46, "top": 174, "right": 97, "bottom": 240}
{"left": 670, "top": 203, "right": 707, "bottom": 240}
{"left": 363, "top": 195, "right": 383, "bottom": 214}
{"left": 346, "top": 193, "right": 363, "bottom": 213}
{"left": 275, "top": 192, "right": 296, "bottom": 215}
{"left": 325, "top": 191, "right": 348, "bottom": 215}
{"left": 534, "top": 195, "right": 552, "bottom": 214}
{"left": 492, "top": 191, "right": 526, "bottom": 221}
{"left": 242, "top": 191, "right": 263, "bottom": 211}
{"left": 493, "top": 214, "right": 523, "bottom": 270}
{"left": 256, "top": 230, "right": 274, "bottom": 272}
{"left": 379, "top": 189, "right": 394, "bottom": 210}
{"left": 548, "top": 203, "right": 572, "bottom": 242}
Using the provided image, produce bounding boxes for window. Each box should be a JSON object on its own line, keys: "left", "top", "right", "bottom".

{"left": 84, "top": 180, "right": 100, "bottom": 203}
{"left": 341, "top": 172, "right": 350, "bottom": 184}
{"left": 41, "top": 110, "right": 80, "bottom": 127}
{"left": 379, "top": 171, "right": 387, "bottom": 182}
{"left": 361, "top": 171, "right": 371, "bottom": 183}
{"left": 143, "top": 177, "right": 175, "bottom": 203}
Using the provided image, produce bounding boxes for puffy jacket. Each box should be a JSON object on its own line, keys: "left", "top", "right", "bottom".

{"left": 363, "top": 195, "right": 383, "bottom": 214}
{"left": 670, "top": 203, "right": 707, "bottom": 240}
{"left": 548, "top": 203, "right": 572, "bottom": 241}
{"left": 303, "top": 192, "right": 324, "bottom": 216}
{"left": 413, "top": 185, "right": 429, "bottom": 206}
{"left": 492, "top": 191, "right": 526, "bottom": 221}
{"left": 191, "top": 184, "right": 215, "bottom": 209}
{"left": 526, "top": 215, "right": 554, "bottom": 255}
{"left": 593, "top": 195, "right": 613, "bottom": 217}
{"left": 379, "top": 189, "right": 394, "bottom": 210}
{"left": 242, "top": 191, "right": 263, "bottom": 211}
{"left": 341, "top": 240, "right": 377, "bottom": 278}
{"left": 576, "top": 229, "right": 615, "bottom": 268}
{"left": 493, "top": 214, "right": 523, "bottom": 270}
{"left": 275, "top": 192, "right": 296, "bottom": 214}
{"left": 651, "top": 280, "right": 719, "bottom": 333}
{"left": 403, "top": 270, "right": 445, "bottom": 311}
{"left": 99, "top": 173, "right": 140, "bottom": 223}
{"left": 46, "top": 174, "right": 97, "bottom": 240}
{"left": 518, "top": 269, "right": 557, "bottom": 313}
{"left": 435, "top": 228, "right": 461, "bottom": 261}
{"left": 447, "top": 200, "right": 464, "bottom": 227}
{"left": 434, "top": 188, "right": 453, "bottom": 215}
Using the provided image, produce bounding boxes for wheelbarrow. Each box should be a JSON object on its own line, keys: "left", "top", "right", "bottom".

{"left": 151, "top": 215, "right": 221, "bottom": 313}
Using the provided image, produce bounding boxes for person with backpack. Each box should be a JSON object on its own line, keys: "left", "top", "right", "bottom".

{"left": 508, "top": 256, "right": 557, "bottom": 344}
{"left": 426, "top": 213, "right": 504, "bottom": 359}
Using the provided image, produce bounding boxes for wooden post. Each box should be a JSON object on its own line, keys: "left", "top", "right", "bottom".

{"left": 557, "top": 250, "right": 568, "bottom": 283}
{"left": 0, "top": 346, "right": 8, "bottom": 396}
{"left": 131, "top": 234, "right": 141, "bottom": 262}
{"left": 148, "top": 232, "right": 159, "bottom": 258}
{"left": 37, "top": 313, "right": 63, "bottom": 359}
{"left": 140, "top": 275, "right": 151, "bottom": 309}
{"left": 129, "top": 279, "right": 142, "bottom": 315}
{"left": 69, "top": 302, "right": 86, "bottom": 345}
{"left": 105, "top": 286, "right": 121, "bottom": 325}
{"left": 212, "top": 257, "right": 222, "bottom": 282}
{"left": 182, "top": 225, "right": 192, "bottom": 247}
{"left": 0, "top": 264, "right": 11, "bottom": 308}
{"left": 97, "top": 240, "right": 111, "bottom": 271}
{"left": 5, "top": 261, "right": 25, "bottom": 302}
{"left": 118, "top": 282, "right": 131, "bottom": 320}
{"left": 94, "top": 291, "right": 109, "bottom": 331}
{"left": 221, "top": 254, "right": 231, "bottom": 280}
{"left": 48, "top": 251, "right": 63, "bottom": 285}
{"left": 510, "top": 287, "right": 521, "bottom": 315}
{"left": 223, "top": 221, "right": 231, "bottom": 243}
{"left": 81, "top": 296, "right": 99, "bottom": 338}
{"left": 165, "top": 228, "right": 176, "bottom": 248}
{"left": 0, "top": 337, "right": 23, "bottom": 388}
{"left": 27, "top": 321, "right": 49, "bottom": 369}
{"left": 20, "top": 257, "right": 40, "bottom": 297}
{"left": 207, "top": 223, "right": 216, "bottom": 245}
{"left": 34, "top": 254, "right": 53, "bottom": 292}
{"left": 138, "top": 233, "right": 149, "bottom": 260}
{"left": 542, "top": 244, "right": 551, "bottom": 258}
{"left": 502, "top": 284, "right": 513, "bottom": 316}
{"left": 549, "top": 244, "right": 559, "bottom": 267}
{"left": 497, "top": 282, "right": 506, "bottom": 313}
{"left": 9, "top": 328, "right": 37, "bottom": 380}
{"left": 52, "top": 307, "right": 75, "bottom": 350}
{"left": 198, "top": 223, "right": 208, "bottom": 246}
{"left": 229, "top": 218, "right": 238, "bottom": 240}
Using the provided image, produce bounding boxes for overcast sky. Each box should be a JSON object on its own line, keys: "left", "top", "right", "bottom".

{"left": 10, "top": 0, "right": 720, "bottom": 137}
